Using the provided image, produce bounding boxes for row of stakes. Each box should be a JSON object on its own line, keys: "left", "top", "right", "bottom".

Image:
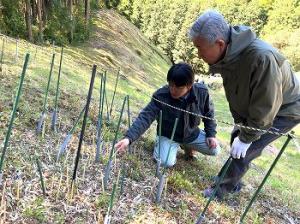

{"left": 0, "top": 49, "right": 295, "bottom": 223}
{"left": 0, "top": 35, "right": 89, "bottom": 76}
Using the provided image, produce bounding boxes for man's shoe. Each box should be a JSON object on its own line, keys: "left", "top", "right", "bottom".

{"left": 184, "top": 148, "right": 197, "bottom": 161}
{"left": 232, "top": 182, "right": 243, "bottom": 193}
{"left": 203, "top": 183, "right": 243, "bottom": 200}
{"left": 203, "top": 187, "right": 223, "bottom": 200}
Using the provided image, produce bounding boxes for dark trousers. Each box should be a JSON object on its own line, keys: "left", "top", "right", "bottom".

{"left": 218, "top": 116, "right": 300, "bottom": 194}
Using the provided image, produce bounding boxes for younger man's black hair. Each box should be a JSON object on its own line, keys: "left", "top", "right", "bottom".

{"left": 167, "top": 62, "right": 194, "bottom": 86}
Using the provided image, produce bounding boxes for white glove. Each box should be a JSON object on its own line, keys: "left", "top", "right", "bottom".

{"left": 230, "top": 137, "right": 251, "bottom": 159}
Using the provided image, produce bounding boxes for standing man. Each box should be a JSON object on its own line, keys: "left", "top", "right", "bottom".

{"left": 115, "top": 62, "right": 220, "bottom": 167}
{"left": 188, "top": 10, "right": 300, "bottom": 198}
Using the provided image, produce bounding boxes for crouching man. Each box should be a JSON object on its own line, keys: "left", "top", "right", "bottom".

{"left": 115, "top": 63, "right": 220, "bottom": 167}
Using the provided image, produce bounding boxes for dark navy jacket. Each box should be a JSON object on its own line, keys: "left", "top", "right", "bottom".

{"left": 125, "top": 83, "right": 217, "bottom": 144}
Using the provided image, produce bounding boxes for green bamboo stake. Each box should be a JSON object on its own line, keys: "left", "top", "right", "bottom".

{"left": 126, "top": 95, "right": 132, "bottom": 154}
{"left": 103, "top": 71, "right": 110, "bottom": 122}
{"left": 0, "top": 37, "right": 5, "bottom": 70}
{"left": 195, "top": 157, "right": 233, "bottom": 224}
{"left": 239, "top": 134, "right": 292, "bottom": 224}
{"left": 156, "top": 110, "right": 163, "bottom": 177}
{"left": 109, "top": 68, "right": 120, "bottom": 116}
{"left": 96, "top": 73, "right": 104, "bottom": 162}
{"left": 119, "top": 163, "right": 126, "bottom": 197}
{"left": 0, "top": 53, "right": 30, "bottom": 177}
{"left": 162, "top": 118, "right": 178, "bottom": 174}
{"left": 105, "top": 169, "right": 121, "bottom": 223}
{"left": 156, "top": 118, "right": 178, "bottom": 204}
{"left": 103, "top": 96, "right": 127, "bottom": 190}
{"left": 36, "top": 53, "right": 56, "bottom": 134}
{"left": 15, "top": 38, "right": 19, "bottom": 63}
{"left": 34, "top": 46, "right": 37, "bottom": 61}
{"left": 36, "top": 157, "right": 46, "bottom": 196}
{"left": 155, "top": 174, "right": 166, "bottom": 204}
{"left": 52, "top": 47, "right": 64, "bottom": 132}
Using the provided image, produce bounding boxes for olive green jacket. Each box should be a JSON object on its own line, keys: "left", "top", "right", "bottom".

{"left": 210, "top": 25, "right": 300, "bottom": 143}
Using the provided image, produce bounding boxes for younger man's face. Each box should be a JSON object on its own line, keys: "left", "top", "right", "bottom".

{"left": 169, "top": 83, "right": 192, "bottom": 99}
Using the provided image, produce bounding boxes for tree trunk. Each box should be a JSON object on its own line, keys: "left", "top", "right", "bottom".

{"left": 104, "top": 0, "right": 110, "bottom": 8}
{"left": 42, "top": 0, "right": 47, "bottom": 23}
{"left": 31, "top": 0, "right": 37, "bottom": 24}
{"left": 68, "top": 0, "right": 73, "bottom": 42}
{"left": 37, "top": 0, "right": 43, "bottom": 42}
{"left": 25, "top": 0, "right": 34, "bottom": 42}
{"left": 85, "top": 0, "right": 90, "bottom": 24}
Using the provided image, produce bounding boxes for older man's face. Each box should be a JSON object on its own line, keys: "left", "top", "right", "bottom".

{"left": 193, "top": 36, "right": 226, "bottom": 65}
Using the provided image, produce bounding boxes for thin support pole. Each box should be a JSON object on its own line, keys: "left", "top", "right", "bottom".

{"left": 162, "top": 118, "right": 179, "bottom": 175}
{"left": 156, "top": 118, "right": 178, "bottom": 204}
{"left": 126, "top": 95, "right": 132, "bottom": 154}
{"left": 103, "top": 72, "right": 110, "bottom": 122}
{"left": 155, "top": 174, "right": 166, "bottom": 203}
{"left": 109, "top": 68, "right": 120, "bottom": 116}
{"left": 0, "top": 54, "right": 30, "bottom": 174}
{"left": 0, "top": 37, "right": 5, "bottom": 70}
{"left": 103, "top": 96, "right": 127, "bottom": 190}
{"left": 239, "top": 135, "right": 293, "bottom": 224}
{"left": 71, "top": 65, "right": 97, "bottom": 184}
{"left": 36, "top": 157, "right": 46, "bottom": 196}
{"left": 15, "top": 38, "right": 19, "bottom": 63}
{"left": 96, "top": 73, "right": 104, "bottom": 162}
{"left": 119, "top": 163, "right": 126, "bottom": 197}
{"left": 156, "top": 110, "right": 163, "bottom": 177}
{"left": 195, "top": 157, "right": 233, "bottom": 224}
{"left": 36, "top": 53, "right": 56, "bottom": 134}
{"left": 52, "top": 47, "right": 64, "bottom": 132}
{"left": 42, "top": 53, "right": 55, "bottom": 113}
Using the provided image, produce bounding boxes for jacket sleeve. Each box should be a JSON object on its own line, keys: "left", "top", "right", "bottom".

{"left": 203, "top": 90, "right": 217, "bottom": 138}
{"left": 239, "top": 52, "right": 283, "bottom": 143}
{"left": 124, "top": 94, "right": 160, "bottom": 143}
{"left": 229, "top": 104, "right": 244, "bottom": 124}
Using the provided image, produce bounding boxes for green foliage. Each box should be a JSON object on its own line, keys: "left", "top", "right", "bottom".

{"left": 23, "top": 197, "right": 46, "bottom": 222}
{"left": 0, "top": 0, "right": 91, "bottom": 45}
{"left": 117, "top": 0, "right": 133, "bottom": 20}
{"left": 262, "top": 0, "right": 300, "bottom": 35}
{"left": 104, "top": 0, "right": 121, "bottom": 9}
{"left": 126, "top": 154, "right": 145, "bottom": 181}
{"left": 261, "top": 0, "right": 300, "bottom": 70}
{"left": 168, "top": 171, "right": 194, "bottom": 193}
{"left": 43, "top": 3, "right": 71, "bottom": 45}
{"left": 265, "top": 28, "right": 300, "bottom": 71}
{"left": 117, "top": 0, "right": 272, "bottom": 74}
{"left": 214, "top": 0, "right": 268, "bottom": 35}
{"left": 116, "top": 0, "right": 300, "bottom": 71}
{"left": 43, "top": 3, "right": 90, "bottom": 45}
{"left": 0, "top": 0, "right": 26, "bottom": 38}
{"left": 96, "top": 192, "right": 110, "bottom": 208}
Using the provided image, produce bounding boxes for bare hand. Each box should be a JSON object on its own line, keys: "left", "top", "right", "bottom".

{"left": 115, "top": 138, "right": 130, "bottom": 153}
{"left": 206, "top": 137, "right": 218, "bottom": 149}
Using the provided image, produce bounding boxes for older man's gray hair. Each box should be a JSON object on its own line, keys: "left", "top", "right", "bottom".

{"left": 188, "top": 9, "right": 230, "bottom": 44}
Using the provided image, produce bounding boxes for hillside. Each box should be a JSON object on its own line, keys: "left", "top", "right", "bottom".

{"left": 0, "top": 9, "right": 299, "bottom": 224}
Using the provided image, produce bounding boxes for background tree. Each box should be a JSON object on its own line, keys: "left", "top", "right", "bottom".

{"left": 25, "top": 0, "right": 34, "bottom": 42}
{"left": 118, "top": 0, "right": 300, "bottom": 73}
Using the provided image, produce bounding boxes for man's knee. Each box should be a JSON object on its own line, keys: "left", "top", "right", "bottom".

{"left": 208, "top": 146, "right": 221, "bottom": 156}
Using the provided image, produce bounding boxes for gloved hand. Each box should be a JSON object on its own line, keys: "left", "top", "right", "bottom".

{"left": 230, "top": 136, "right": 251, "bottom": 159}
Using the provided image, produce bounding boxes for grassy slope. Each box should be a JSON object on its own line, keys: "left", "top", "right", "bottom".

{"left": 0, "top": 9, "right": 299, "bottom": 224}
